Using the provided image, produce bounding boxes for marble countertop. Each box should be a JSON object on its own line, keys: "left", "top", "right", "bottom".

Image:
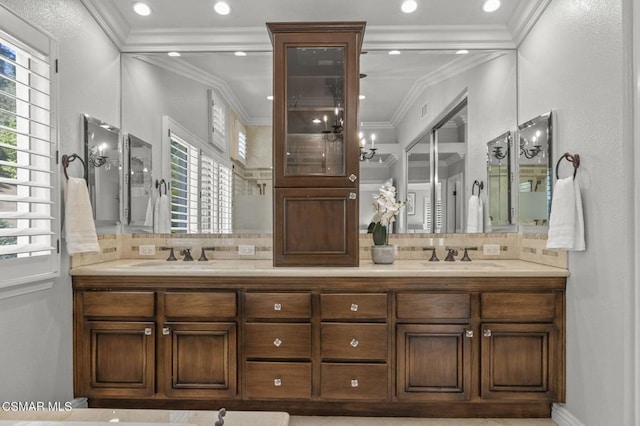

{"left": 0, "top": 408, "right": 289, "bottom": 426}
{"left": 70, "top": 259, "right": 569, "bottom": 278}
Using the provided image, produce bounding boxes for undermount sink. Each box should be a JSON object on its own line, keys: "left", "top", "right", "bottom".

{"left": 423, "top": 261, "right": 503, "bottom": 268}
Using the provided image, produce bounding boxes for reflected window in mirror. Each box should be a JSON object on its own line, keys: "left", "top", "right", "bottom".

{"left": 162, "top": 116, "right": 232, "bottom": 234}
{"left": 126, "top": 134, "right": 153, "bottom": 228}
{"left": 517, "top": 111, "right": 553, "bottom": 228}
{"left": 83, "top": 114, "right": 121, "bottom": 230}
{"left": 486, "top": 131, "right": 512, "bottom": 228}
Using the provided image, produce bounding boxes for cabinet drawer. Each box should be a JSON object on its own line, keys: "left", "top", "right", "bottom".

{"left": 481, "top": 293, "right": 557, "bottom": 321}
{"left": 321, "top": 363, "right": 387, "bottom": 400}
{"left": 245, "top": 323, "right": 311, "bottom": 359}
{"left": 321, "top": 323, "right": 387, "bottom": 360}
{"left": 82, "top": 291, "right": 154, "bottom": 318}
{"left": 245, "top": 361, "right": 311, "bottom": 399}
{"left": 396, "top": 293, "right": 470, "bottom": 320}
{"left": 321, "top": 293, "right": 387, "bottom": 320}
{"left": 164, "top": 292, "right": 236, "bottom": 319}
{"left": 244, "top": 293, "right": 311, "bottom": 319}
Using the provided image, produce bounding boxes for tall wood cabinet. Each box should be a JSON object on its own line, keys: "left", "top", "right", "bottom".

{"left": 268, "top": 22, "right": 366, "bottom": 266}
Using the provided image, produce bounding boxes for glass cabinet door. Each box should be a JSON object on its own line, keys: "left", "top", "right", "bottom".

{"left": 286, "top": 46, "right": 345, "bottom": 177}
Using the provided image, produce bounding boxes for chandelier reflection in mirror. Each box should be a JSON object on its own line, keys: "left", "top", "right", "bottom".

{"left": 491, "top": 145, "right": 509, "bottom": 160}
{"left": 359, "top": 132, "right": 377, "bottom": 161}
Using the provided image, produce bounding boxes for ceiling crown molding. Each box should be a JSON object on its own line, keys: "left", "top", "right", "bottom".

{"left": 123, "top": 27, "right": 272, "bottom": 52}
{"left": 508, "top": 0, "right": 553, "bottom": 46}
{"left": 80, "top": 0, "right": 129, "bottom": 49}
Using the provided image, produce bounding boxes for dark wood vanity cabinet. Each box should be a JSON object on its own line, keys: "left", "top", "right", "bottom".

{"left": 268, "top": 22, "right": 365, "bottom": 266}
{"left": 73, "top": 275, "right": 565, "bottom": 417}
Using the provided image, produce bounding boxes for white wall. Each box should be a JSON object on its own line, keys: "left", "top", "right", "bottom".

{"left": 519, "top": 0, "right": 635, "bottom": 425}
{"left": 0, "top": 0, "right": 120, "bottom": 403}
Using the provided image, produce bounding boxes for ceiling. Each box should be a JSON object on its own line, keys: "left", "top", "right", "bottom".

{"left": 83, "top": 0, "right": 549, "bottom": 130}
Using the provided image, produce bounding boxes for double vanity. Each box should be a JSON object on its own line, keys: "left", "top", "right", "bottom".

{"left": 71, "top": 257, "right": 568, "bottom": 418}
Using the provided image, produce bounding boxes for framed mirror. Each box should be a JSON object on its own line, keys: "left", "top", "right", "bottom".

{"left": 83, "top": 114, "right": 121, "bottom": 230}
{"left": 517, "top": 111, "right": 553, "bottom": 227}
{"left": 486, "top": 131, "right": 512, "bottom": 228}
{"left": 126, "top": 134, "right": 153, "bottom": 228}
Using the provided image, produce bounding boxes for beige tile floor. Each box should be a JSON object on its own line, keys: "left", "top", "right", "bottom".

{"left": 289, "top": 417, "right": 557, "bottom": 426}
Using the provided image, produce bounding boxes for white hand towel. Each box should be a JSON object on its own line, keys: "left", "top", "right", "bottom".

{"left": 467, "top": 195, "right": 483, "bottom": 233}
{"left": 143, "top": 191, "right": 155, "bottom": 227}
{"left": 547, "top": 177, "right": 585, "bottom": 251}
{"left": 153, "top": 193, "right": 171, "bottom": 233}
{"left": 64, "top": 177, "right": 100, "bottom": 255}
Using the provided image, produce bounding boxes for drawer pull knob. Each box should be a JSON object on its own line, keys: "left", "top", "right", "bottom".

{"left": 274, "top": 378, "right": 282, "bottom": 387}
{"left": 144, "top": 328, "right": 152, "bottom": 336}
{"left": 350, "top": 338, "right": 359, "bottom": 348}
{"left": 465, "top": 330, "right": 473, "bottom": 338}
{"left": 162, "top": 327, "right": 171, "bottom": 335}
{"left": 274, "top": 303, "right": 282, "bottom": 311}
{"left": 351, "top": 379, "right": 359, "bottom": 388}
{"left": 350, "top": 303, "right": 358, "bottom": 312}
{"left": 483, "top": 329, "right": 492, "bottom": 337}
{"left": 349, "top": 174, "right": 358, "bottom": 182}
{"left": 273, "top": 338, "right": 282, "bottom": 347}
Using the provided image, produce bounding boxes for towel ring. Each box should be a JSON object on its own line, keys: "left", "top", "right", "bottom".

{"left": 156, "top": 179, "right": 168, "bottom": 195}
{"left": 555, "top": 153, "right": 580, "bottom": 180}
{"left": 472, "top": 180, "right": 484, "bottom": 196}
{"left": 61, "top": 153, "right": 88, "bottom": 181}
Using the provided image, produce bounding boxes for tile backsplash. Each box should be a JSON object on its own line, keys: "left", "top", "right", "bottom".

{"left": 72, "top": 232, "right": 567, "bottom": 269}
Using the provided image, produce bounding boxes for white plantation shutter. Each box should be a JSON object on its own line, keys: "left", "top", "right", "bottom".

{"left": 0, "top": 22, "right": 59, "bottom": 287}
{"left": 209, "top": 89, "right": 227, "bottom": 153}
{"left": 164, "top": 117, "right": 233, "bottom": 234}
{"left": 238, "top": 130, "right": 247, "bottom": 161}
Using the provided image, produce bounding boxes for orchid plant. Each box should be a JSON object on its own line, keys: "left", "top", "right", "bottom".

{"left": 368, "top": 181, "right": 405, "bottom": 246}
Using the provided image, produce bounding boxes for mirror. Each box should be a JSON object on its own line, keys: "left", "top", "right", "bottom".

{"left": 517, "top": 111, "right": 553, "bottom": 227}
{"left": 83, "top": 114, "right": 121, "bottom": 230}
{"left": 126, "top": 134, "right": 153, "bottom": 228}
{"left": 406, "top": 134, "right": 431, "bottom": 232}
{"left": 486, "top": 131, "right": 512, "bottom": 228}
{"left": 121, "top": 49, "right": 517, "bottom": 235}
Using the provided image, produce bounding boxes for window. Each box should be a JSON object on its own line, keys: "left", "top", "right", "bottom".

{"left": 208, "top": 89, "right": 227, "bottom": 154}
{"left": 164, "top": 117, "right": 232, "bottom": 234}
{"left": 0, "top": 19, "right": 59, "bottom": 288}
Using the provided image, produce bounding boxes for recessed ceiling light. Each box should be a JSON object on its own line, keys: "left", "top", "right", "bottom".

{"left": 401, "top": 0, "right": 418, "bottom": 13}
{"left": 167, "top": 51, "right": 181, "bottom": 57}
{"left": 267, "top": 95, "right": 274, "bottom": 101}
{"left": 483, "top": 0, "right": 501, "bottom": 12}
{"left": 132, "top": 1, "right": 152, "bottom": 16}
{"left": 234, "top": 51, "right": 247, "bottom": 57}
{"left": 388, "top": 50, "right": 401, "bottom": 55}
{"left": 359, "top": 95, "right": 366, "bottom": 100}
{"left": 214, "top": 1, "right": 231, "bottom": 15}
{"left": 456, "top": 50, "right": 469, "bottom": 55}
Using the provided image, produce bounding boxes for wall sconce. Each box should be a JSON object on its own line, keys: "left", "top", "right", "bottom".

{"left": 89, "top": 143, "right": 108, "bottom": 168}
{"left": 359, "top": 132, "right": 377, "bottom": 161}
{"left": 519, "top": 137, "right": 543, "bottom": 159}
{"left": 491, "top": 146, "right": 508, "bottom": 160}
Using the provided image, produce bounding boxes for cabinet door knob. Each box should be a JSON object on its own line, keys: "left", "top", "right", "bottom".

{"left": 350, "top": 303, "right": 358, "bottom": 312}
{"left": 144, "top": 328, "right": 152, "bottom": 336}
{"left": 350, "top": 338, "right": 359, "bottom": 348}
{"left": 465, "top": 330, "right": 473, "bottom": 338}
{"left": 273, "top": 303, "right": 282, "bottom": 311}
{"left": 162, "top": 327, "right": 171, "bottom": 335}
{"left": 274, "top": 378, "right": 282, "bottom": 387}
{"left": 273, "top": 338, "right": 282, "bottom": 347}
{"left": 349, "top": 192, "right": 357, "bottom": 200}
{"left": 350, "top": 378, "right": 359, "bottom": 388}
{"left": 349, "top": 174, "right": 358, "bottom": 182}
{"left": 483, "top": 329, "right": 492, "bottom": 337}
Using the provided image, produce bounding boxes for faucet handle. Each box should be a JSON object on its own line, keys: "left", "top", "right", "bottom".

{"left": 461, "top": 247, "right": 478, "bottom": 262}
{"left": 180, "top": 248, "right": 194, "bottom": 261}
{"left": 160, "top": 246, "right": 177, "bottom": 261}
{"left": 198, "top": 246, "right": 216, "bottom": 261}
{"left": 444, "top": 247, "right": 459, "bottom": 262}
{"left": 423, "top": 246, "right": 439, "bottom": 262}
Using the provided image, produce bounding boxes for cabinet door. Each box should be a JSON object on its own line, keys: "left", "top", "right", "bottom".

{"left": 396, "top": 324, "right": 472, "bottom": 401}
{"left": 480, "top": 323, "right": 557, "bottom": 401}
{"left": 80, "top": 321, "right": 155, "bottom": 397}
{"left": 274, "top": 187, "right": 358, "bottom": 266}
{"left": 270, "top": 27, "right": 363, "bottom": 188}
{"left": 162, "top": 322, "right": 237, "bottom": 398}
